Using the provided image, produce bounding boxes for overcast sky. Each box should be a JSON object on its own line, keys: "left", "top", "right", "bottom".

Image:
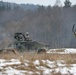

{"left": 1, "top": 0, "right": 76, "bottom": 6}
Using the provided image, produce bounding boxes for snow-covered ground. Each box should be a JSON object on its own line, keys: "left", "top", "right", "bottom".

{"left": 0, "top": 48, "right": 76, "bottom": 75}
{"left": 0, "top": 59, "right": 76, "bottom": 75}
{"left": 47, "top": 48, "right": 76, "bottom": 54}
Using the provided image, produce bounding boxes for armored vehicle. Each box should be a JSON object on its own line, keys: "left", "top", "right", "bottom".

{"left": 14, "top": 32, "right": 49, "bottom": 52}
{"left": 72, "top": 24, "right": 76, "bottom": 36}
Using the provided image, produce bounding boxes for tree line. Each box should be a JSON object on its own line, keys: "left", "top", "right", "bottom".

{"left": 0, "top": 0, "right": 76, "bottom": 49}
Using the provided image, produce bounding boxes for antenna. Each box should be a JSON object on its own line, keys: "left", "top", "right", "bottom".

{"left": 54, "top": 0, "right": 62, "bottom": 7}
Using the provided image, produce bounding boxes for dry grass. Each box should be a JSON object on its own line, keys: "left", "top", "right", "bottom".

{"left": 0, "top": 51, "right": 76, "bottom": 75}
{"left": 0, "top": 50, "right": 20, "bottom": 59}
{"left": 51, "top": 72, "right": 62, "bottom": 75}
{"left": 0, "top": 52, "right": 76, "bottom": 62}
{"left": 55, "top": 49, "right": 65, "bottom": 52}
{"left": 0, "top": 51, "right": 76, "bottom": 64}
{"left": 22, "top": 53, "right": 76, "bottom": 61}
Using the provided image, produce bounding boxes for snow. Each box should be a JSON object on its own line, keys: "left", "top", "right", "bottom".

{"left": 71, "top": 64, "right": 76, "bottom": 67}
{"left": 56, "top": 60, "right": 66, "bottom": 67}
{"left": 46, "top": 60, "right": 54, "bottom": 64}
{"left": 59, "top": 67, "right": 69, "bottom": 74}
{"left": 43, "top": 69, "right": 51, "bottom": 75}
{"left": 2, "top": 67, "right": 33, "bottom": 75}
{"left": 47, "top": 48, "right": 76, "bottom": 54}
{"left": 36, "top": 71, "right": 40, "bottom": 75}
{"left": 0, "top": 59, "right": 21, "bottom": 67}
{"left": 65, "top": 48, "right": 76, "bottom": 53}
{"left": 33, "top": 60, "right": 40, "bottom": 65}
{"left": 46, "top": 60, "right": 56, "bottom": 68}
{"left": 24, "top": 63, "right": 29, "bottom": 66}
{"left": 0, "top": 59, "right": 6, "bottom": 63}
{"left": 4, "top": 67, "right": 25, "bottom": 75}
{"left": 0, "top": 59, "right": 76, "bottom": 75}
{"left": 0, "top": 48, "right": 76, "bottom": 75}
{"left": 41, "top": 60, "right": 46, "bottom": 64}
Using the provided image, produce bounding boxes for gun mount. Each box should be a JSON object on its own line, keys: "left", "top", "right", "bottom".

{"left": 14, "top": 32, "right": 49, "bottom": 52}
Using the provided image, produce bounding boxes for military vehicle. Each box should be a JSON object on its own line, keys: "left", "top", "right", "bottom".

{"left": 72, "top": 24, "right": 76, "bottom": 36}
{"left": 14, "top": 32, "right": 49, "bottom": 52}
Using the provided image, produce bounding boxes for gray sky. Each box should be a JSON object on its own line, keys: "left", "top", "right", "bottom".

{"left": 1, "top": 0, "right": 76, "bottom": 6}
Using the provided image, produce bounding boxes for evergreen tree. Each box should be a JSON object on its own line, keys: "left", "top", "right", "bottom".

{"left": 6, "top": 3, "right": 11, "bottom": 10}
{"left": 14, "top": 5, "right": 20, "bottom": 10}
{"left": 0, "top": 5, "right": 5, "bottom": 11}
{"left": 64, "top": 0, "right": 71, "bottom": 8}
{"left": 37, "top": 5, "right": 45, "bottom": 14}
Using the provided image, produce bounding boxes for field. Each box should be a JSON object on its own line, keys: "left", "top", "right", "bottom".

{"left": 0, "top": 48, "right": 76, "bottom": 75}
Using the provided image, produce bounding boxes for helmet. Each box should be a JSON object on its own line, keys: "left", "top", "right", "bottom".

{"left": 26, "top": 32, "right": 29, "bottom": 35}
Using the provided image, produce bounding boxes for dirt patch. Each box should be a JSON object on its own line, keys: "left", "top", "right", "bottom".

{"left": 3, "top": 49, "right": 19, "bottom": 54}
{"left": 37, "top": 49, "right": 47, "bottom": 54}
{"left": 0, "top": 49, "right": 20, "bottom": 59}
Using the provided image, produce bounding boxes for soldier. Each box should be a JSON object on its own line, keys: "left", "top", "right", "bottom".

{"left": 14, "top": 33, "right": 24, "bottom": 41}
{"left": 25, "top": 32, "right": 29, "bottom": 41}
{"left": 25, "top": 32, "right": 32, "bottom": 50}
